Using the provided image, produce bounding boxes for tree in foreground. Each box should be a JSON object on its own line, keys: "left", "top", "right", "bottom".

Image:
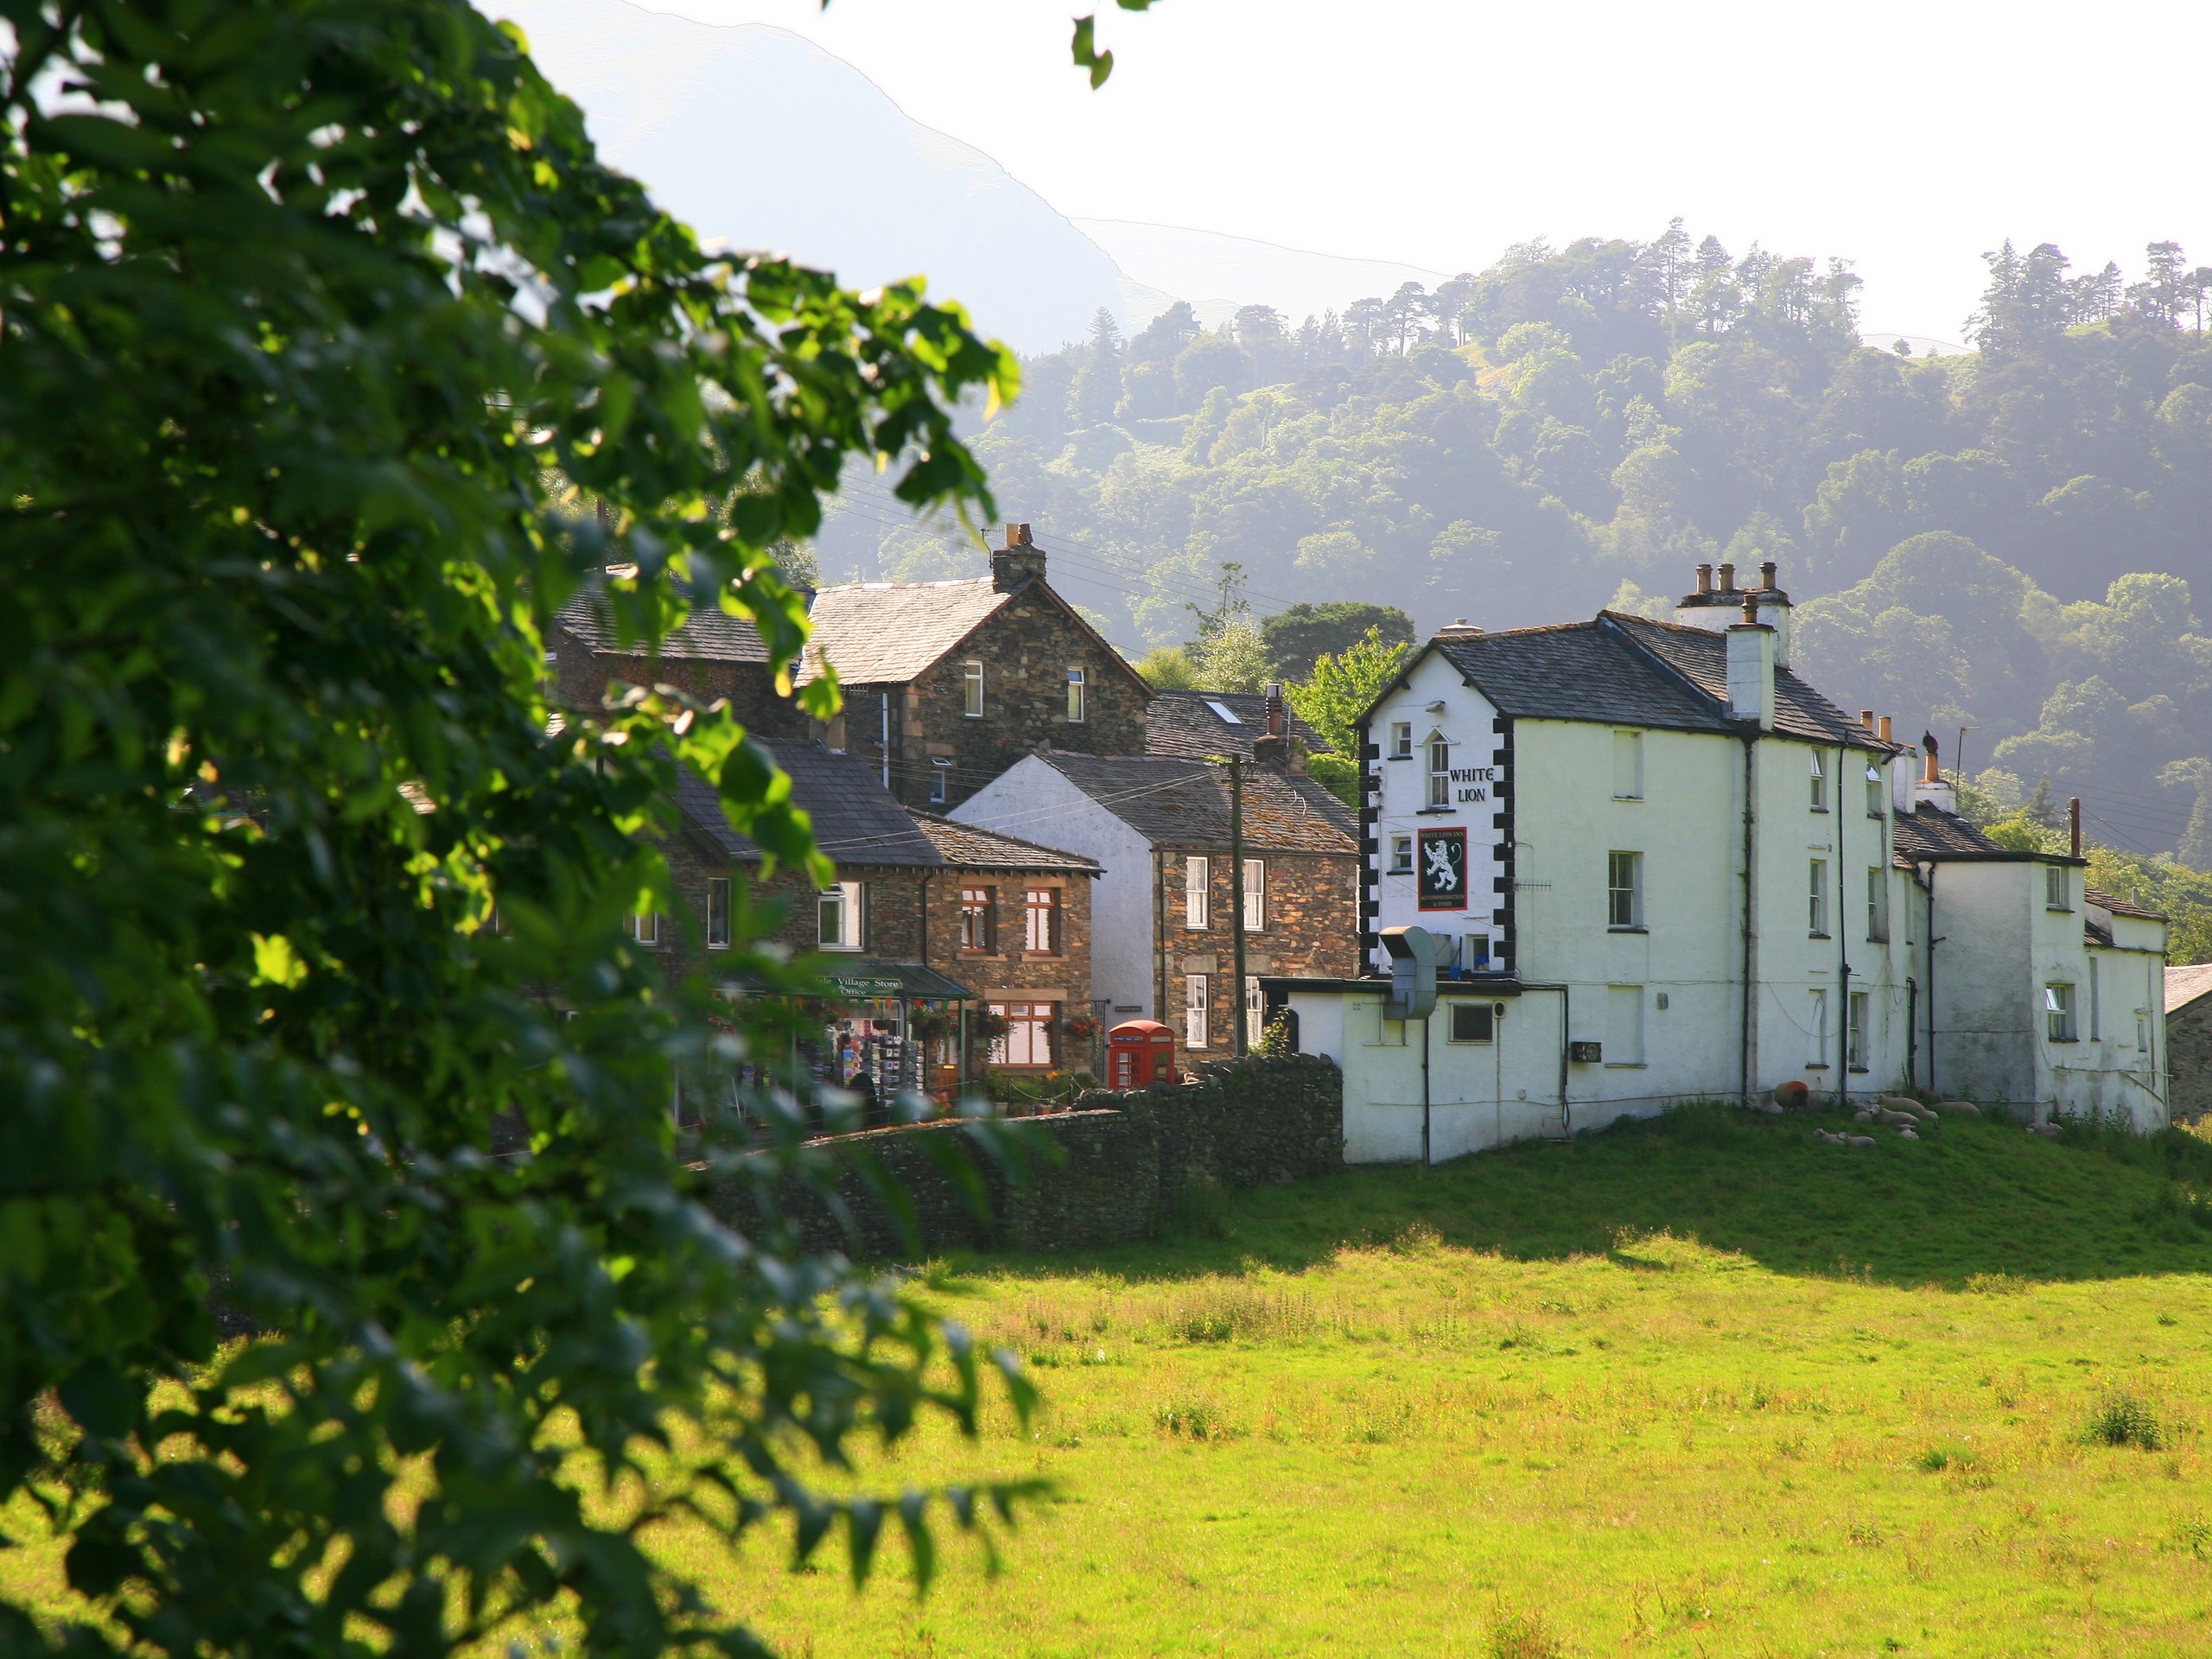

{"left": 0, "top": 0, "right": 1057, "bottom": 1653}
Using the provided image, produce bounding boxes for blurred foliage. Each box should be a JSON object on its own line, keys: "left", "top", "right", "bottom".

{"left": 0, "top": 1, "right": 1045, "bottom": 1655}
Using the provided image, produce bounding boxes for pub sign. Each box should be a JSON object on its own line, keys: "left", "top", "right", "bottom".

{"left": 1416, "top": 827, "right": 1467, "bottom": 911}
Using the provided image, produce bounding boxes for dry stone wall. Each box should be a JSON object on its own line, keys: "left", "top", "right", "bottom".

{"left": 704, "top": 1053, "right": 1342, "bottom": 1256}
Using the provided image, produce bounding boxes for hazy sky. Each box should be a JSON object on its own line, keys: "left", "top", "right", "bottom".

{"left": 575, "top": 0, "right": 2211, "bottom": 345}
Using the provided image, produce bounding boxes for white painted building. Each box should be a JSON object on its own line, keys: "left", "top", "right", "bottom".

{"left": 1273, "top": 561, "right": 2171, "bottom": 1161}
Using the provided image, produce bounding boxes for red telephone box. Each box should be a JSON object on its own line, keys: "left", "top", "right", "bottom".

{"left": 1107, "top": 1020, "right": 1179, "bottom": 1089}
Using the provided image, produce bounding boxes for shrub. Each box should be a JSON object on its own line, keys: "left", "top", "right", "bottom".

{"left": 2082, "top": 1389, "right": 2165, "bottom": 1450}
{"left": 1487, "top": 1605, "right": 1566, "bottom": 1659}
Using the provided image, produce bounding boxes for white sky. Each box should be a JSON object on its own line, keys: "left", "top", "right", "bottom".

{"left": 607, "top": 0, "right": 2212, "bottom": 345}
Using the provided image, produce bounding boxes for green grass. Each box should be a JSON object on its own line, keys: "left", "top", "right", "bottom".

{"left": 708, "top": 1105, "right": 2212, "bottom": 1657}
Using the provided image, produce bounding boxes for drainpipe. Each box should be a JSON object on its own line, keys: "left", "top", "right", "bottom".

{"left": 1421, "top": 1007, "right": 1432, "bottom": 1166}
{"left": 1836, "top": 741, "right": 1849, "bottom": 1110}
{"left": 880, "top": 691, "right": 891, "bottom": 792}
{"left": 1153, "top": 848, "right": 1167, "bottom": 1025}
{"left": 1909, "top": 860, "right": 1939, "bottom": 1094}
{"left": 1738, "top": 734, "right": 1758, "bottom": 1107}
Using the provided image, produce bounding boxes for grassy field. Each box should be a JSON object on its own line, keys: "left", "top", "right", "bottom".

{"left": 714, "top": 1105, "right": 2212, "bottom": 1659}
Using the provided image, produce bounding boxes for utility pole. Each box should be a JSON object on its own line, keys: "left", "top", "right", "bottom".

{"left": 1228, "top": 754, "right": 1249, "bottom": 1057}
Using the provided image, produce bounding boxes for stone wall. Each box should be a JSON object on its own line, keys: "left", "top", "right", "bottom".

{"left": 704, "top": 1052, "right": 1343, "bottom": 1256}
{"left": 2174, "top": 996, "right": 2212, "bottom": 1123}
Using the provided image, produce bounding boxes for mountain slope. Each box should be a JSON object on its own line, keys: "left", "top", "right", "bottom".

{"left": 487, "top": 0, "right": 1160, "bottom": 353}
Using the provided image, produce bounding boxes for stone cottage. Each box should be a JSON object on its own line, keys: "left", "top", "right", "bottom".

{"left": 2168, "top": 963, "right": 2212, "bottom": 1123}
{"left": 652, "top": 741, "right": 1099, "bottom": 1093}
{"left": 549, "top": 573, "right": 805, "bottom": 739}
{"left": 801, "top": 524, "right": 1153, "bottom": 811}
{"left": 950, "top": 751, "right": 1360, "bottom": 1069}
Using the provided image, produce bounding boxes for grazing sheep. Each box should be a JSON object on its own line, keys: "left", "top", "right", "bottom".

{"left": 1873, "top": 1108, "right": 1919, "bottom": 1128}
{"left": 1898, "top": 1127, "right": 1920, "bottom": 1141}
{"left": 1936, "top": 1099, "right": 1981, "bottom": 1117}
{"left": 1853, "top": 1109, "right": 1875, "bottom": 1123}
{"left": 1846, "top": 1134, "right": 1876, "bottom": 1147}
{"left": 1773, "top": 1080, "right": 1811, "bottom": 1111}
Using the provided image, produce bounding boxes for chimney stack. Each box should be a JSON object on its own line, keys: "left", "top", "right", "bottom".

{"left": 2069, "top": 796, "right": 2082, "bottom": 859}
{"left": 1878, "top": 715, "right": 1892, "bottom": 744}
{"left": 1718, "top": 563, "right": 1737, "bottom": 593}
{"left": 991, "top": 522, "right": 1047, "bottom": 593}
{"left": 1263, "top": 680, "right": 1286, "bottom": 737}
{"left": 1914, "top": 731, "right": 1955, "bottom": 814}
{"left": 1725, "top": 606, "right": 1776, "bottom": 728}
{"left": 1695, "top": 563, "right": 1713, "bottom": 594}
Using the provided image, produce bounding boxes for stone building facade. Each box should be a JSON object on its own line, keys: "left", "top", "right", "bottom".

{"left": 550, "top": 575, "right": 805, "bottom": 739}
{"left": 2170, "top": 965, "right": 2212, "bottom": 1123}
{"left": 801, "top": 525, "right": 1152, "bottom": 811}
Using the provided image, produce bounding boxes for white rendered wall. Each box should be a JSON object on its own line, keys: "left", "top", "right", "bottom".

{"left": 1367, "top": 655, "right": 1507, "bottom": 969}
{"left": 952, "top": 757, "right": 1159, "bottom": 1018}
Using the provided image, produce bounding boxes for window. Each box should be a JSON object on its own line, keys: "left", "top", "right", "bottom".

{"left": 1066, "top": 666, "right": 1086, "bottom": 722}
{"left": 706, "top": 877, "right": 732, "bottom": 950}
{"left": 1866, "top": 867, "right": 1888, "bottom": 942}
{"left": 2137, "top": 1009, "right": 2152, "bottom": 1052}
{"left": 1427, "top": 735, "right": 1451, "bottom": 807}
{"left": 1185, "top": 975, "right": 1210, "bottom": 1050}
{"left": 1809, "top": 750, "right": 1828, "bottom": 811}
{"left": 1807, "top": 988, "right": 1829, "bottom": 1068}
{"left": 1866, "top": 763, "right": 1885, "bottom": 818}
{"left": 1605, "top": 984, "right": 1645, "bottom": 1065}
{"left": 989, "top": 1001, "right": 1053, "bottom": 1067}
{"left": 1243, "top": 858, "right": 1266, "bottom": 931}
{"left": 1450, "top": 1001, "right": 1494, "bottom": 1043}
{"left": 2089, "top": 957, "right": 2101, "bottom": 1040}
{"left": 1389, "top": 835, "right": 1413, "bottom": 874}
{"left": 1612, "top": 730, "right": 1643, "bottom": 799}
{"left": 962, "top": 660, "right": 983, "bottom": 718}
{"left": 1024, "top": 887, "right": 1059, "bottom": 954}
{"left": 1607, "top": 850, "right": 1643, "bottom": 929}
{"left": 627, "top": 909, "right": 660, "bottom": 947}
{"left": 1847, "top": 990, "right": 1869, "bottom": 1071}
{"left": 818, "top": 881, "right": 863, "bottom": 950}
{"left": 1245, "top": 976, "right": 1263, "bottom": 1046}
{"left": 1460, "top": 933, "right": 1491, "bottom": 970}
{"left": 1184, "top": 855, "right": 1209, "bottom": 928}
{"left": 1389, "top": 721, "right": 1413, "bottom": 759}
{"left": 2044, "top": 982, "right": 2076, "bottom": 1042}
{"left": 958, "top": 887, "right": 993, "bottom": 952}
{"left": 2045, "top": 864, "right": 2070, "bottom": 911}
{"left": 1808, "top": 859, "right": 1829, "bottom": 937}
{"left": 930, "top": 758, "right": 951, "bottom": 804}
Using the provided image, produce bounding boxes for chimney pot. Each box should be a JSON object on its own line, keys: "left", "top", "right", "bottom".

{"left": 1718, "top": 563, "right": 1737, "bottom": 593}
{"left": 1003, "top": 522, "right": 1033, "bottom": 550}
{"left": 990, "top": 524, "right": 1046, "bottom": 592}
{"left": 1694, "top": 563, "right": 1713, "bottom": 595}
{"left": 1859, "top": 709, "right": 1874, "bottom": 730}
{"left": 1741, "top": 594, "right": 1758, "bottom": 626}
{"left": 1760, "top": 561, "right": 1778, "bottom": 591}
{"left": 1922, "top": 735, "right": 1940, "bottom": 785}
{"left": 1263, "top": 680, "right": 1286, "bottom": 738}
{"left": 1878, "top": 715, "right": 1892, "bottom": 744}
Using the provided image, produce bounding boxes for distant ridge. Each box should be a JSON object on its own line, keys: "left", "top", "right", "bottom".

{"left": 1075, "top": 218, "right": 1452, "bottom": 328}
{"left": 485, "top": 0, "right": 1171, "bottom": 353}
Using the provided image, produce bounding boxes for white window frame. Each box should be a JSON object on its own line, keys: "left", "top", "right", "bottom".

{"left": 818, "top": 880, "right": 864, "bottom": 951}
{"left": 962, "top": 660, "right": 983, "bottom": 718}
{"left": 705, "top": 877, "right": 731, "bottom": 950}
{"left": 1866, "top": 866, "right": 1888, "bottom": 942}
{"left": 1607, "top": 850, "right": 1643, "bottom": 930}
{"left": 1847, "top": 989, "right": 1869, "bottom": 1072}
{"left": 1185, "top": 855, "right": 1209, "bottom": 929}
{"left": 1808, "top": 859, "right": 1829, "bottom": 937}
{"left": 627, "top": 909, "right": 660, "bottom": 947}
{"left": 1612, "top": 729, "right": 1643, "bottom": 800}
{"left": 2044, "top": 982, "right": 2076, "bottom": 1043}
{"left": 1866, "top": 763, "right": 1885, "bottom": 819}
{"left": 1809, "top": 750, "right": 1828, "bottom": 812}
{"left": 1245, "top": 976, "right": 1263, "bottom": 1046}
{"left": 958, "top": 886, "right": 992, "bottom": 952}
{"left": 1185, "top": 974, "right": 1210, "bottom": 1050}
{"left": 1427, "top": 734, "right": 1451, "bottom": 808}
{"left": 1389, "top": 835, "right": 1413, "bottom": 874}
{"left": 1448, "top": 1001, "right": 1494, "bottom": 1043}
{"left": 1023, "top": 886, "right": 1058, "bottom": 955}
{"left": 929, "top": 757, "right": 951, "bottom": 804}
{"left": 1243, "top": 858, "right": 1266, "bottom": 932}
{"left": 1066, "top": 666, "right": 1086, "bottom": 722}
{"left": 1389, "top": 721, "right": 1413, "bottom": 760}
{"left": 2045, "top": 864, "right": 2070, "bottom": 911}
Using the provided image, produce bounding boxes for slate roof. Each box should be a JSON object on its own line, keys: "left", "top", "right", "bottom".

{"left": 1431, "top": 620, "right": 1732, "bottom": 737}
{"left": 1604, "top": 613, "right": 1891, "bottom": 751}
{"left": 1145, "top": 690, "right": 1330, "bottom": 761}
{"left": 671, "top": 745, "right": 1101, "bottom": 875}
{"left": 801, "top": 579, "right": 1010, "bottom": 685}
{"left": 555, "top": 576, "right": 770, "bottom": 664}
{"left": 672, "top": 741, "right": 939, "bottom": 868}
{"left": 2168, "top": 963, "right": 2212, "bottom": 1015}
{"left": 1033, "top": 753, "right": 1357, "bottom": 854}
{"left": 2087, "top": 887, "right": 2165, "bottom": 921}
{"left": 911, "top": 813, "right": 1102, "bottom": 874}
{"left": 1890, "top": 805, "right": 2013, "bottom": 861}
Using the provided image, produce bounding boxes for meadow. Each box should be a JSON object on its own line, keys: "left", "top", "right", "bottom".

{"left": 721, "top": 1105, "right": 2212, "bottom": 1658}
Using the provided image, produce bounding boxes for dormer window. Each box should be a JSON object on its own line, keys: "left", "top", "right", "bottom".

{"left": 1427, "top": 734, "right": 1451, "bottom": 808}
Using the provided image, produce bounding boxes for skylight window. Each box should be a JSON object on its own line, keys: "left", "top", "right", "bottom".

{"left": 1205, "top": 700, "right": 1243, "bottom": 723}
